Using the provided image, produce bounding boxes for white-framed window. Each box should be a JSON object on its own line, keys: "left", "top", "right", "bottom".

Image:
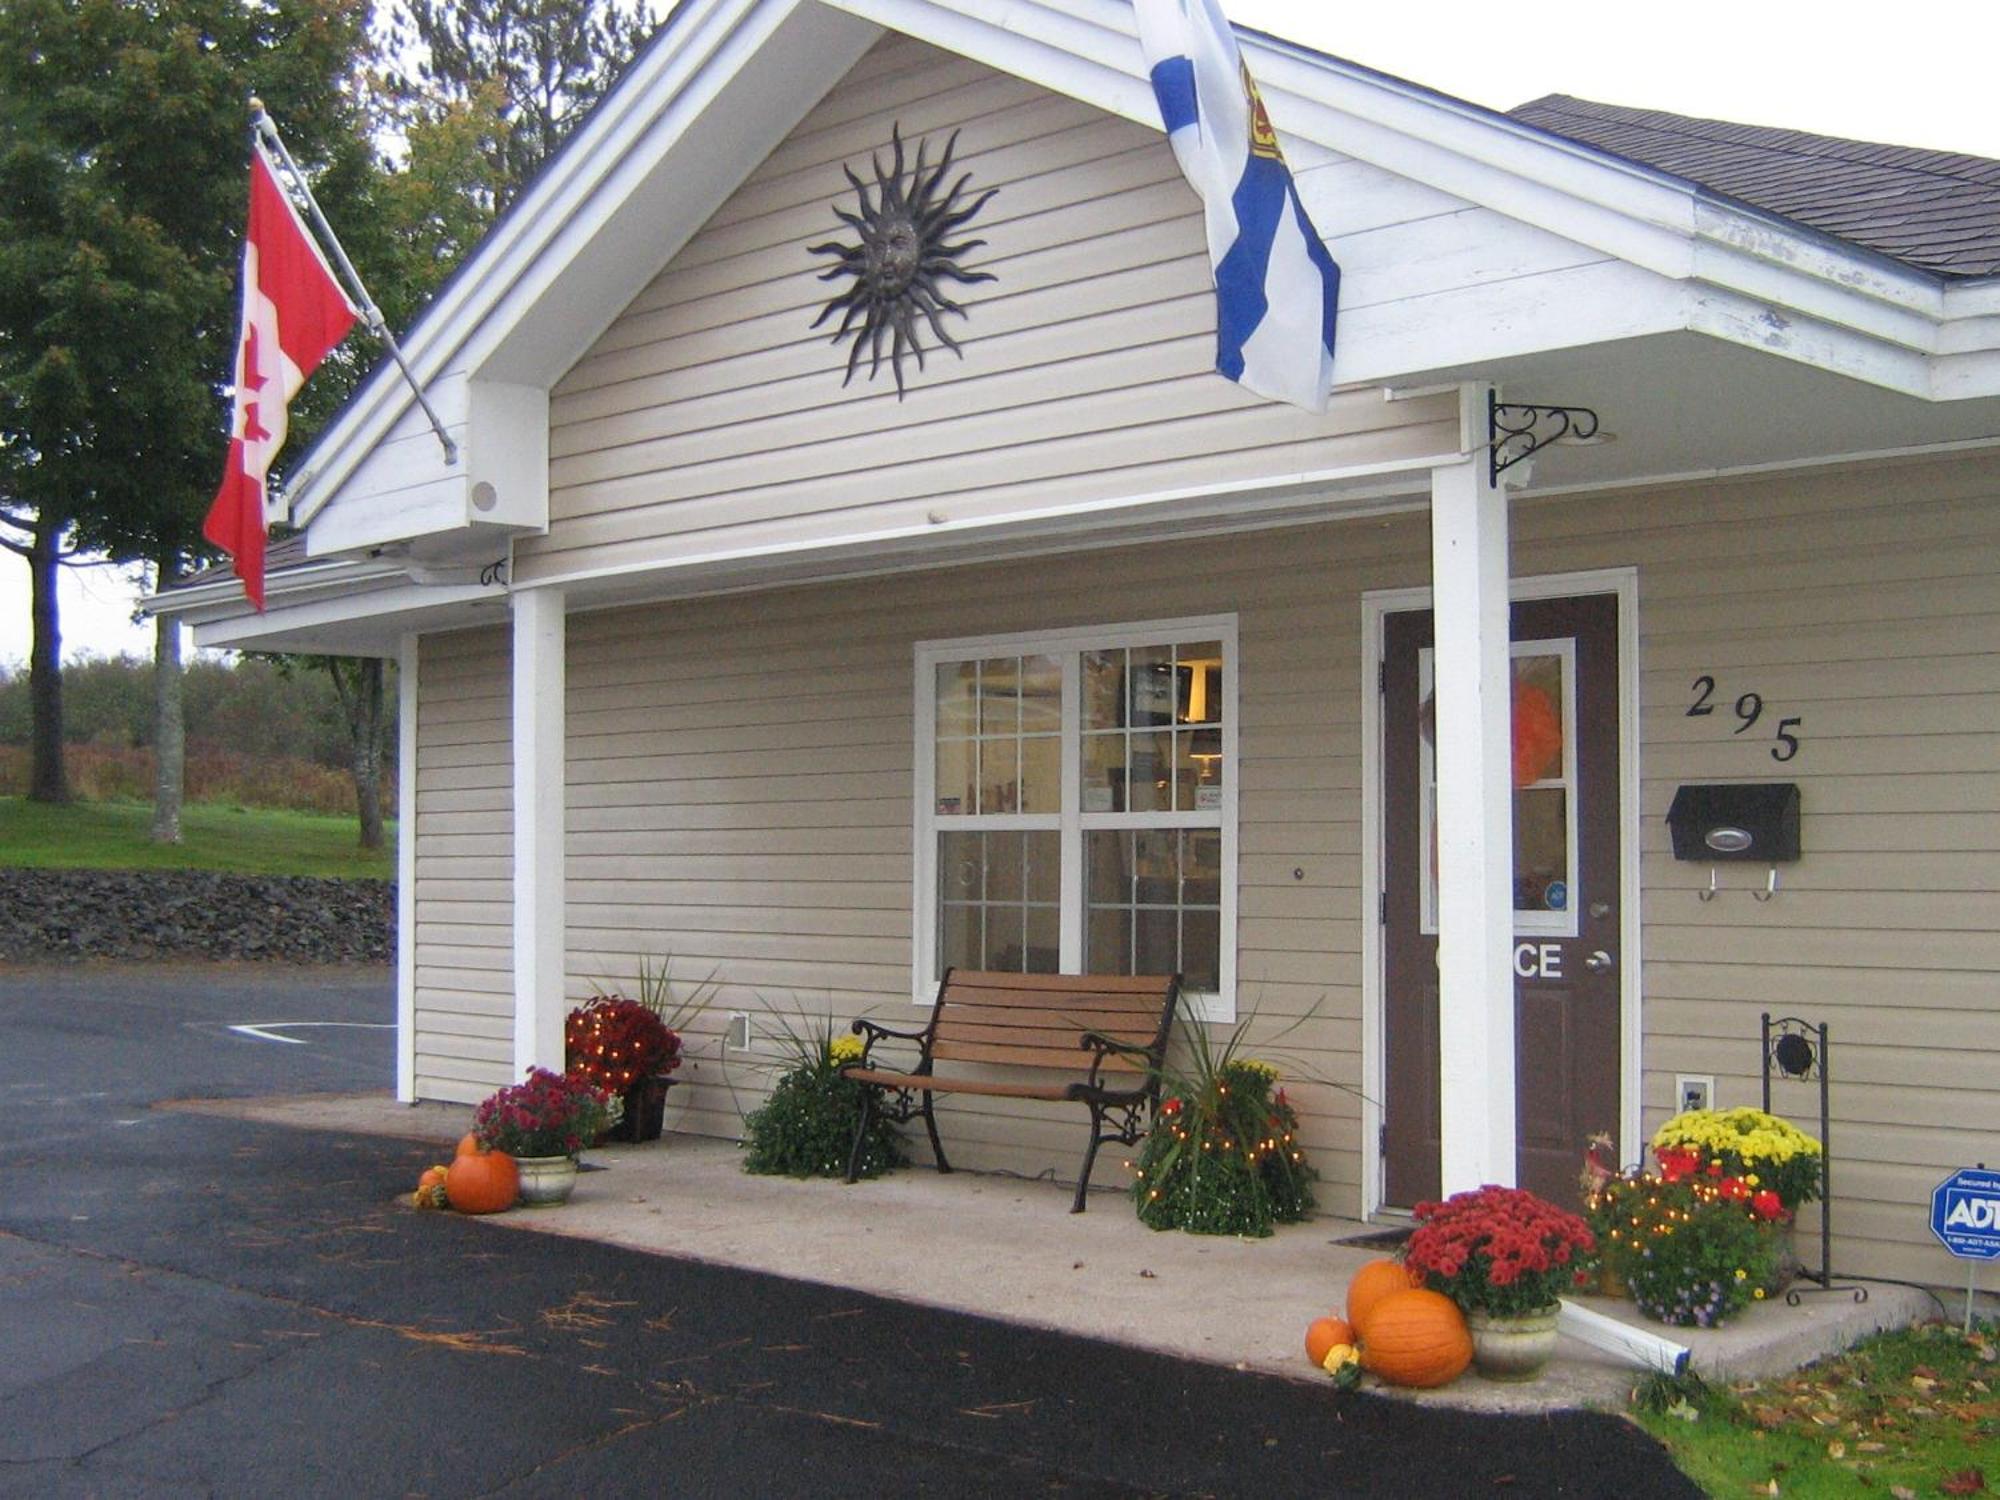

{"left": 1417, "top": 636, "right": 1580, "bottom": 938}
{"left": 914, "top": 616, "right": 1237, "bottom": 1019}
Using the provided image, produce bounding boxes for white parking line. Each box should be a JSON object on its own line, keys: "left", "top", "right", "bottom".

{"left": 226, "top": 1021, "right": 396, "bottom": 1045}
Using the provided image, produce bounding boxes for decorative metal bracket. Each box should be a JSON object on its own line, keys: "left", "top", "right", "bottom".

{"left": 1488, "top": 389, "right": 1601, "bottom": 485}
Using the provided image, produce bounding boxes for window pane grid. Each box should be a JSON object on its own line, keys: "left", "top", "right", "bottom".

{"left": 925, "top": 625, "right": 1230, "bottom": 1003}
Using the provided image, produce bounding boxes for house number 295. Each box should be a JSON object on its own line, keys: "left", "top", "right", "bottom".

{"left": 1687, "top": 675, "right": 1803, "bottom": 761}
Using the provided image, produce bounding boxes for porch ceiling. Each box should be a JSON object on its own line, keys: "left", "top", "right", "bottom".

{"left": 1440, "top": 331, "right": 2000, "bottom": 496}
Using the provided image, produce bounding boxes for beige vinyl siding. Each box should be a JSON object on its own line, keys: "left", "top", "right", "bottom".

{"left": 555, "top": 448, "right": 1999, "bottom": 1284}
{"left": 515, "top": 34, "right": 1460, "bottom": 585}
{"left": 561, "top": 515, "right": 1438, "bottom": 1192}
{"left": 1510, "top": 451, "right": 2000, "bottom": 1288}
{"left": 412, "top": 627, "right": 515, "bottom": 1103}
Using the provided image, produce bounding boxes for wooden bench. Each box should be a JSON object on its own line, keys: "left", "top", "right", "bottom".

{"left": 840, "top": 968, "right": 1181, "bottom": 1212}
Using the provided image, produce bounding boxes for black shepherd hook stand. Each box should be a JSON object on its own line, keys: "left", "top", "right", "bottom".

{"left": 1761, "top": 1014, "right": 1867, "bottom": 1304}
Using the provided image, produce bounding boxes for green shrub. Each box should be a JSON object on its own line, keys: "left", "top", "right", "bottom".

{"left": 1619, "top": 1178, "right": 1776, "bottom": 1328}
{"left": 741, "top": 1020, "right": 902, "bottom": 1180}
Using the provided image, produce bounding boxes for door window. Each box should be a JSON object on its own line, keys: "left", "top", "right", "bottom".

{"left": 1417, "top": 638, "right": 1579, "bottom": 937}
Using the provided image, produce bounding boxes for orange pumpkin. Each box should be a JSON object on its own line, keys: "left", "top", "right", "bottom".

{"left": 455, "top": 1132, "right": 482, "bottom": 1158}
{"left": 1345, "top": 1257, "right": 1421, "bottom": 1335}
{"left": 445, "top": 1149, "right": 518, "bottom": 1214}
{"left": 1357, "top": 1289, "right": 1471, "bottom": 1388}
{"left": 1305, "top": 1315, "right": 1355, "bottom": 1369}
{"left": 418, "top": 1165, "right": 449, "bottom": 1190}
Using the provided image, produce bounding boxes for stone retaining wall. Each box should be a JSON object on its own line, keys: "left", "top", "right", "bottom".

{"left": 0, "top": 869, "right": 393, "bottom": 964}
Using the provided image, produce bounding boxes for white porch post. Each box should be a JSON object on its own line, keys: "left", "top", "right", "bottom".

{"left": 512, "top": 586, "right": 567, "bottom": 1077}
{"left": 1429, "top": 434, "right": 1517, "bottom": 1192}
{"left": 396, "top": 632, "right": 419, "bottom": 1103}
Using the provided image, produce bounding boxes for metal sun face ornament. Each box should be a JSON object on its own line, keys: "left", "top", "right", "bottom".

{"left": 809, "top": 125, "right": 997, "bottom": 398}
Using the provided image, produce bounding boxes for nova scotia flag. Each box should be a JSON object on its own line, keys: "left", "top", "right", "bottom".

{"left": 1134, "top": 0, "right": 1340, "bottom": 411}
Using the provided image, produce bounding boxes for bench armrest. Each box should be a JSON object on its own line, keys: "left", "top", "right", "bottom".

{"left": 848, "top": 1016, "right": 930, "bottom": 1070}
{"left": 1077, "top": 1030, "right": 1162, "bottom": 1093}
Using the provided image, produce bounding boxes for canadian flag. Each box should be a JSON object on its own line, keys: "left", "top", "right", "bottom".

{"left": 202, "top": 142, "right": 358, "bottom": 610}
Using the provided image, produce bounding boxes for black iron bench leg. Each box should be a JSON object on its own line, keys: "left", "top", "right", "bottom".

{"left": 844, "top": 1086, "right": 878, "bottom": 1185}
{"left": 1071, "top": 1122, "right": 1108, "bottom": 1213}
{"left": 921, "top": 1091, "right": 952, "bottom": 1173}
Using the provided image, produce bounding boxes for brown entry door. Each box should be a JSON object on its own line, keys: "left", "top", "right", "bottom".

{"left": 1381, "top": 593, "right": 1622, "bottom": 1209}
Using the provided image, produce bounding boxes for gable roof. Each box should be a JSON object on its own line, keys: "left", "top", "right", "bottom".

{"left": 275, "top": 0, "right": 2000, "bottom": 559}
{"left": 1509, "top": 94, "right": 2000, "bottom": 279}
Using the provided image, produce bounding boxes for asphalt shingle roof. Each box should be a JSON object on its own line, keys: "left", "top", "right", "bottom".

{"left": 1509, "top": 93, "right": 2000, "bottom": 278}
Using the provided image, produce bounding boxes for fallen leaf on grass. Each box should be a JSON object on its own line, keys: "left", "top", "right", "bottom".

{"left": 1891, "top": 1487, "right": 1917, "bottom": 1500}
{"left": 1912, "top": 1375, "right": 1940, "bottom": 1394}
{"left": 1663, "top": 1399, "right": 1700, "bottom": 1423}
{"left": 1939, "top": 1470, "right": 1986, "bottom": 1496}
{"left": 1857, "top": 1442, "right": 1887, "bottom": 1453}
{"left": 1828, "top": 1442, "right": 1845, "bottom": 1460}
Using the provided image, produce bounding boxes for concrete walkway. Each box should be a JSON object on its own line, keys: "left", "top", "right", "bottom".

{"left": 180, "top": 1090, "right": 1930, "bottom": 1413}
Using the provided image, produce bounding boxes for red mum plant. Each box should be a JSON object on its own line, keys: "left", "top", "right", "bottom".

{"left": 1404, "top": 1185, "right": 1596, "bottom": 1318}
{"left": 473, "top": 1068, "right": 611, "bottom": 1159}
{"left": 565, "top": 995, "right": 682, "bottom": 1095}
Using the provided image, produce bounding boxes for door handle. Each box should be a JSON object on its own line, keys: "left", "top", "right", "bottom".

{"left": 1583, "top": 950, "right": 1614, "bottom": 973}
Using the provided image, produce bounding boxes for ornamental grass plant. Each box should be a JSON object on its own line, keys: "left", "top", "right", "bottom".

{"left": 1132, "top": 1008, "right": 1316, "bottom": 1237}
{"left": 1402, "top": 1185, "right": 1596, "bottom": 1317}
{"left": 473, "top": 1068, "right": 612, "bottom": 1159}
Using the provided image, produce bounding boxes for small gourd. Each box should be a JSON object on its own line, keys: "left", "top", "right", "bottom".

{"left": 1345, "top": 1257, "right": 1421, "bottom": 1335}
{"left": 1305, "top": 1315, "right": 1355, "bottom": 1369}
{"left": 445, "top": 1143, "right": 519, "bottom": 1214}
{"left": 1356, "top": 1288, "right": 1472, "bottom": 1389}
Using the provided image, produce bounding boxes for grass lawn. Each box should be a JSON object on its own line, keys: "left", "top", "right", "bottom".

{"left": 1636, "top": 1318, "right": 1998, "bottom": 1497}
{"left": 0, "top": 796, "right": 395, "bottom": 879}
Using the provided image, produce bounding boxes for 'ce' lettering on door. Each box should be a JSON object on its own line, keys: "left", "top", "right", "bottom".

{"left": 1514, "top": 942, "right": 1563, "bottom": 979}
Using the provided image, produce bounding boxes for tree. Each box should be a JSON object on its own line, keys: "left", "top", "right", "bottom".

{"left": 0, "top": 0, "right": 377, "bottom": 814}
{"left": 378, "top": 0, "right": 653, "bottom": 213}
{"left": 323, "top": 656, "right": 389, "bottom": 848}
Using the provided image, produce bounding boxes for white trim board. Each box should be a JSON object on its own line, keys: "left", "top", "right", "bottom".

{"left": 1358, "top": 566, "right": 1640, "bottom": 1220}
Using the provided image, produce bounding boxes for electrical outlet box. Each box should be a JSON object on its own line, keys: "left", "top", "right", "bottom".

{"left": 1676, "top": 1074, "right": 1713, "bottom": 1114}
{"left": 725, "top": 1012, "right": 751, "bottom": 1052}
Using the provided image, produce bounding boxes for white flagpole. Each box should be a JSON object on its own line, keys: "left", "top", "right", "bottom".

{"left": 248, "top": 99, "right": 458, "bottom": 466}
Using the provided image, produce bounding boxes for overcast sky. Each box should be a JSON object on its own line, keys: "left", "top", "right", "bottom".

{"left": 6, "top": 0, "right": 1996, "bottom": 669}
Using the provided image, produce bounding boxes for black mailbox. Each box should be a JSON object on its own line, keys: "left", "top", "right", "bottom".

{"left": 1666, "top": 783, "right": 1801, "bottom": 862}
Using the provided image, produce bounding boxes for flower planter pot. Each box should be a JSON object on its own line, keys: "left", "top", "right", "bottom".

{"left": 1465, "top": 1305, "right": 1562, "bottom": 1381}
{"left": 514, "top": 1154, "right": 580, "bottom": 1207}
{"left": 604, "top": 1076, "right": 677, "bottom": 1143}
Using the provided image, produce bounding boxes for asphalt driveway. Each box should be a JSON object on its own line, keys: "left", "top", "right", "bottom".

{"left": 0, "top": 965, "right": 1699, "bottom": 1497}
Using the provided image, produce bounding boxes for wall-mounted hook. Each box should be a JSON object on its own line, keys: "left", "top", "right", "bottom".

{"left": 1698, "top": 867, "right": 1718, "bottom": 903}
{"left": 1751, "top": 866, "right": 1779, "bottom": 902}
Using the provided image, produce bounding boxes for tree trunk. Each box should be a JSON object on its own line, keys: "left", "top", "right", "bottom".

{"left": 150, "top": 557, "right": 184, "bottom": 844}
{"left": 327, "top": 656, "right": 387, "bottom": 850}
{"left": 352, "top": 658, "right": 385, "bottom": 851}
{"left": 27, "top": 516, "right": 68, "bottom": 804}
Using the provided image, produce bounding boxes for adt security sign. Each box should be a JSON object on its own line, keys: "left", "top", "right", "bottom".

{"left": 1930, "top": 1167, "right": 2000, "bottom": 1260}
